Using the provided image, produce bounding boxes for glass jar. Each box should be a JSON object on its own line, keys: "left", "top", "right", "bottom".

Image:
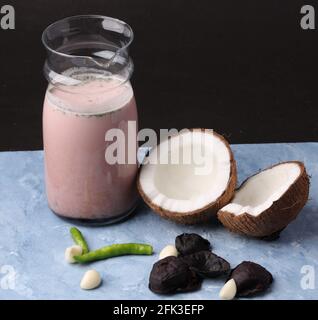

{"left": 42, "top": 15, "right": 139, "bottom": 224}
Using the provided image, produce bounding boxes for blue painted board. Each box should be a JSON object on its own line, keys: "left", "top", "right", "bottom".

{"left": 0, "top": 143, "right": 317, "bottom": 299}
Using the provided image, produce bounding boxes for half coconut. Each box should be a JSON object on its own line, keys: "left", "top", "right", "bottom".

{"left": 217, "top": 161, "right": 310, "bottom": 238}
{"left": 138, "top": 129, "right": 237, "bottom": 224}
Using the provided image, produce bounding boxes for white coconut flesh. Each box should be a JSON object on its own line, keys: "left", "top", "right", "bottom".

{"left": 220, "top": 162, "right": 301, "bottom": 217}
{"left": 139, "top": 130, "right": 232, "bottom": 213}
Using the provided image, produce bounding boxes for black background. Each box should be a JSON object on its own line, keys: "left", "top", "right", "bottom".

{"left": 0, "top": 0, "right": 317, "bottom": 151}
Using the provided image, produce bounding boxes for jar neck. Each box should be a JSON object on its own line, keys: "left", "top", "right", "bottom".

{"left": 44, "top": 54, "right": 134, "bottom": 90}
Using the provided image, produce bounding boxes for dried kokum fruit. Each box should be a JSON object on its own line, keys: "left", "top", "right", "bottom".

{"left": 149, "top": 256, "right": 202, "bottom": 294}
{"left": 175, "top": 233, "right": 211, "bottom": 256}
{"left": 229, "top": 261, "right": 273, "bottom": 297}
{"left": 181, "top": 250, "right": 230, "bottom": 278}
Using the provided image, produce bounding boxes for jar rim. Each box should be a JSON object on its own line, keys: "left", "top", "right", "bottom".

{"left": 41, "top": 15, "right": 134, "bottom": 60}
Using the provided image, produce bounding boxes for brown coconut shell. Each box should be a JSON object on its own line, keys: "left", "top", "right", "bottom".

{"left": 137, "top": 129, "right": 237, "bottom": 224}
{"left": 217, "top": 161, "right": 310, "bottom": 238}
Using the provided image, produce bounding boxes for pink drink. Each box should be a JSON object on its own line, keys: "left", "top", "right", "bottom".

{"left": 43, "top": 73, "right": 139, "bottom": 221}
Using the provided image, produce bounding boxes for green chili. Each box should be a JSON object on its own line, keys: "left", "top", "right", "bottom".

{"left": 70, "top": 227, "right": 89, "bottom": 254}
{"left": 74, "top": 243, "right": 153, "bottom": 263}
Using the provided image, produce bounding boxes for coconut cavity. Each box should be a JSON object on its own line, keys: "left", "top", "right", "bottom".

{"left": 138, "top": 129, "right": 237, "bottom": 224}
{"left": 218, "top": 161, "right": 310, "bottom": 238}
{"left": 221, "top": 162, "right": 302, "bottom": 216}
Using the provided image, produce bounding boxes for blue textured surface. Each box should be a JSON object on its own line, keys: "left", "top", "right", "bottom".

{"left": 0, "top": 143, "right": 317, "bottom": 300}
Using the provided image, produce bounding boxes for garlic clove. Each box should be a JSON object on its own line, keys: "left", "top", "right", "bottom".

{"left": 65, "top": 245, "right": 83, "bottom": 264}
{"left": 159, "top": 245, "right": 178, "bottom": 260}
{"left": 219, "top": 279, "right": 237, "bottom": 300}
{"left": 80, "top": 269, "right": 102, "bottom": 290}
